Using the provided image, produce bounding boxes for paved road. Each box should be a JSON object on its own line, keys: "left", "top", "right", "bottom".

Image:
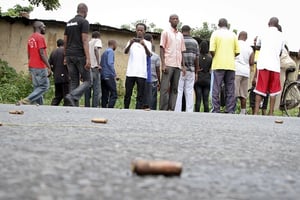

{"left": 0, "top": 104, "right": 299, "bottom": 200}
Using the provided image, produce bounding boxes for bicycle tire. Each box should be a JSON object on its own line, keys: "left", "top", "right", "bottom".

{"left": 283, "top": 81, "right": 300, "bottom": 117}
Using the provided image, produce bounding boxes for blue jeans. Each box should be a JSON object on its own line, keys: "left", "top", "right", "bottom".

{"left": 85, "top": 68, "right": 101, "bottom": 107}
{"left": 101, "top": 77, "right": 117, "bottom": 108}
{"left": 27, "top": 68, "right": 50, "bottom": 105}
{"left": 66, "top": 56, "right": 91, "bottom": 106}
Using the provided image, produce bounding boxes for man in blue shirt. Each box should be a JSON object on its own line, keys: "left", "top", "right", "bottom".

{"left": 100, "top": 40, "right": 118, "bottom": 108}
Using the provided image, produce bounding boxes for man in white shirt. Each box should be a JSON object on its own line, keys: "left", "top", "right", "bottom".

{"left": 85, "top": 31, "right": 102, "bottom": 107}
{"left": 235, "top": 31, "right": 254, "bottom": 114}
{"left": 124, "top": 23, "right": 152, "bottom": 109}
{"left": 253, "top": 17, "right": 285, "bottom": 115}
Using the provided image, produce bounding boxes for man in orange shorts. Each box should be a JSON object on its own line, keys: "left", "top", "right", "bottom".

{"left": 253, "top": 17, "right": 285, "bottom": 115}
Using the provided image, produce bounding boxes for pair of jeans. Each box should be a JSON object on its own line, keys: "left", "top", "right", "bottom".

{"left": 159, "top": 67, "right": 181, "bottom": 111}
{"left": 101, "top": 77, "right": 117, "bottom": 108}
{"left": 150, "top": 81, "right": 158, "bottom": 110}
{"left": 66, "top": 56, "right": 91, "bottom": 106}
{"left": 211, "top": 70, "right": 235, "bottom": 113}
{"left": 26, "top": 68, "right": 50, "bottom": 105}
{"left": 124, "top": 76, "right": 145, "bottom": 109}
{"left": 85, "top": 67, "right": 101, "bottom": 107}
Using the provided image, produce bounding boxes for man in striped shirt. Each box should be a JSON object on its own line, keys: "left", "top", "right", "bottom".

{"left": 175, "top": 25, "right": 199, "bottom": 112}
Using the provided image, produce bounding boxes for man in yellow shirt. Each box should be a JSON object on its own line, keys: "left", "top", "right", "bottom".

{"left": 209, "top": 18, "right": 240, "bottom": 113}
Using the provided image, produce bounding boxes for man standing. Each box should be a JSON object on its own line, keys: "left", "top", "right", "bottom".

{"left": 209, "top": 18, "right": 240, "bottom": 113}
{"left": 235, "top": 31, "right": 254, "bottom": 114}
{"left": 84, "top": 31, "right": 102, "bottom": 107}
{"left": 124, "top": 23, "right": 152, "bottom": 109}
{"left": 17, "top": 21, "right": 51, "bottom": 105}
{"left": 159, "top": 14, "right": 186, "bottom": 111}
{"left": 101, "top": 40, "right": 118, "bottom": 108}
{"left": 64, "top": 3, "right": 90, "bottom": 106}
{"left": 253, "top": 17, "right": 285, "bottom": 115}
{"left": 175, "top": 25, "right": 199, "bottom": 112}
{"left": 49, "top": 39, "right": 69, "bottom": 106}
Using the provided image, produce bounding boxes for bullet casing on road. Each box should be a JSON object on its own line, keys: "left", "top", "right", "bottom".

{"left": 132, "top": 160, "right": 182, "bottom": 176}
{"left": 91, "top": 118, "right": 108, "bottom": 123}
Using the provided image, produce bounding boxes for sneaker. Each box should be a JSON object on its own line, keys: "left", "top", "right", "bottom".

{"left": 65, "top": 94, "right": 76, "bottom": 106}
{"left": 16, "top": 98, "right": 30, "bottom": 106}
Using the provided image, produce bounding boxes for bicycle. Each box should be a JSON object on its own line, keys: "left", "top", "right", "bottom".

{"left": 279, "top": 66, "right": 300, "bottom": 117}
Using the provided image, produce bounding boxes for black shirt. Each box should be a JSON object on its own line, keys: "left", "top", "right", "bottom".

{"left": 197, "top": 53, "right": 212, "bottom": 86}
{"left": 49, "top": 47, "right": 69, "bottom": 83}
{"left": 64, "top": 15, "right": 89, "bottom": 57}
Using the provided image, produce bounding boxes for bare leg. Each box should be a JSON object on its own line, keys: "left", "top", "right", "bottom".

{"left": 240, "top": 97, "right": 247, "bottom": 109}
{"left": 268, "top": 96, "right": 276, "bottom": 116}
{"left": 254, "top": 94, "right": 262, "bottom": 115}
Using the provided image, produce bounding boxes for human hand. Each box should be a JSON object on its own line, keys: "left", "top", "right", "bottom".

{"left": 182, "top": 67, "right": 186, "bottom": 76}
{"left": 162, "top": 65, "right": 168, "bottom": 74}
{"left": 85, "top": 59, "right": 91, "bottom": 70}
{"left": 252, "top": 77, "right": 256, "bottom": 87}
{"left": 47, "top": 68, "right": 52, "bottom": 77}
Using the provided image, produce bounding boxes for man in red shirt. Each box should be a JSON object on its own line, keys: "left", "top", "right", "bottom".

{"left": 17, "top": 21, "right": 51, "bottom": 105}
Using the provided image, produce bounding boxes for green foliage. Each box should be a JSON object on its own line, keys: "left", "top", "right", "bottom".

{"left": 28, "top": 0, "right": 60, "bottom": 10}
{"left": 0, "top": 59, "right": 32, "bottom": 103}
{"left": 2, "top": 4, "right": 34, "bottom": 17}
{"left": 120, "top": 19, "right": 163, "bottom": 33}
{"left": 114, "top": 78, "right": 137, "bottom": 109}
{"left": 191, "top": 22, "right": 217, "bottom": 41}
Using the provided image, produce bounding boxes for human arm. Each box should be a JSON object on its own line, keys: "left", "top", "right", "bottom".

{"left": 160, "top": 46, "right": 167, "bottom": 73}
{"left": 156, "top": 57, "right": 161, "bottom": 90}
{"left": 48, "top": 52, "right": 54, "bottom": 72}
{"left": 252, "top": 64, "right": 257, "bottom": 87}
{"left": 234, "top": 36, "right": 240, "bottom": 57}
{"left": 249, "top": 51, "right": 255, "bottom": 66}
{"left": 82, "top": 32, "right": 91, "bottom": 70}
{"left": 124, "top": 39, "right": 135, "bottom": 54}
{"left": 140, "top": 39, "right": 152, "bottom": 57}
{"left": 195, "top": 54, "right": 200, "bottom": 80}
{"left": 39, "top": 48, "right": 52, "bottom": 76}
{"left": 63, "top": 35, "right": 67, "bottom": 65}
{"left": 181, "top": 52, "right": 186, "bottom": 76}
{"left": 94, "top": 47, "right": 101, "bottom": 69}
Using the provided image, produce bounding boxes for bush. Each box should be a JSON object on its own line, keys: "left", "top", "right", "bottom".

{"left": 0, "top": 59, "right": 32, "bottom": 103}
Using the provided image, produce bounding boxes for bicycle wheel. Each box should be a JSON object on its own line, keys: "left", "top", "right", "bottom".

{"left": 283, "top": 81, "right": 300, "bottom": 117}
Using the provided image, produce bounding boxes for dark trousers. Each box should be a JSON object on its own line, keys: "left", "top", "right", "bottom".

{"left": 101, "top": 77, "right": 118, "bottom": 108}
{"left": 159, "top": 67, "right": 181, "bottom": 110}
{"left": 67, "top": 56, "right": 91, "bottom": 106}
{"left": 124, "top": 76, "right": 145, "bottom": 109}
{"left": 212, "top": 70, "right": 235, "bottom": 113}
{"left": 143, "top": 82, "right": 152, "bottom": 108}
{"left": 51, "top": 82, "right": 69, "bottom": 106}
{"left": 150, "top": 81, "right": 159, "bottom": 110}
{"left": 194, "top": 83, "right": 210, "bottom": 112}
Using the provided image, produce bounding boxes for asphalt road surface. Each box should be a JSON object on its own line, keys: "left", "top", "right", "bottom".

{"left": 0, "top": 104, "right": 299, "bottom": 200}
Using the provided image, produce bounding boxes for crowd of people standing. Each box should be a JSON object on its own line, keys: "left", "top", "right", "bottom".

{"left": 17, "top": 3, "right": 299, "bottom": 115}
